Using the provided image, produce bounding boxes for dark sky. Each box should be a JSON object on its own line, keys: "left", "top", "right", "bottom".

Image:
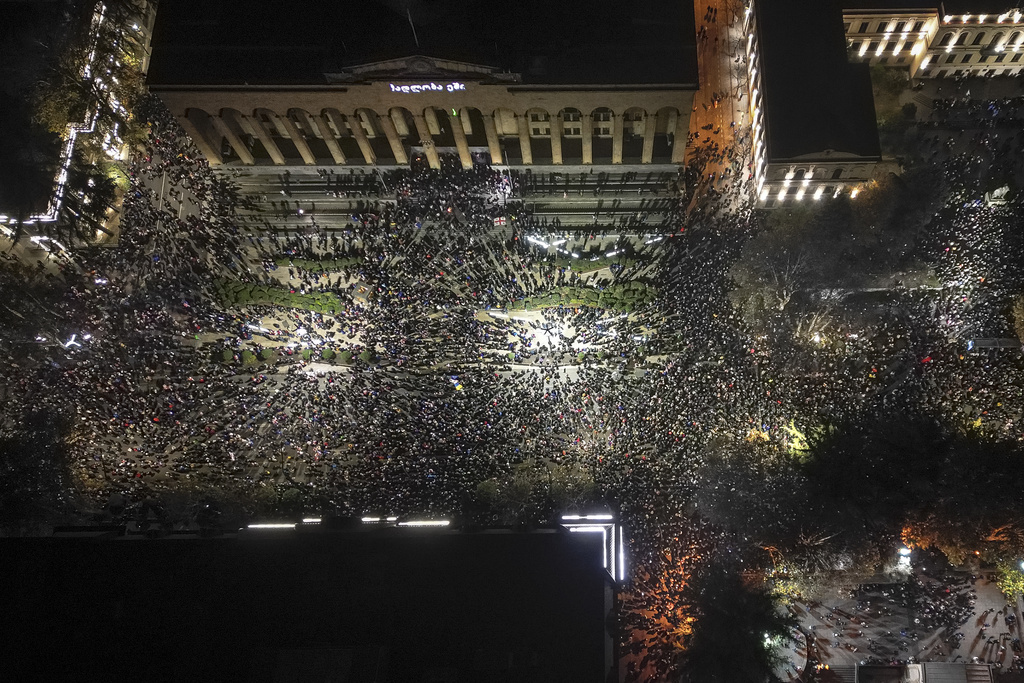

{"left": 147, "top": 0, "right": 698, "bottom": 86}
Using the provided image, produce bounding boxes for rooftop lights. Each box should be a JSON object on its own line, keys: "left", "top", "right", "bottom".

{"left": 561, "top": 513, "right": 614, "bottom": 520}
{"left": 302, "top": 517, "right": 321, "bottom": 523}
{"left": 397, "top": 520, "right": 450, "bottom": 527}
{"left": 248, "top": 523, "right": 296, "bottom": 529}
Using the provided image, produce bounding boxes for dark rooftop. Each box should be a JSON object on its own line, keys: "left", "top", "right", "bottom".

{"left": 839, "top": 0, "right": 1016, "bottom": 15}
{"left": 1, "top": 529, "right": 612, "bottom": 683}
{"left": 757, "top": 0, "right": 881, "bottom": 161}
{"left": 147, "top": 0, "right": 698, "bottom": 87}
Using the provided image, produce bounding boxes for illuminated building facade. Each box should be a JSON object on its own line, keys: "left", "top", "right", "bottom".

{"left": 843, "top": 2, "right": 1024, "bottom": 78}
{"left": 147, "top": 0, "right": 698, "bottom": 170}
{"left": 746, "top": 0, "right": 882, "bottom": 207}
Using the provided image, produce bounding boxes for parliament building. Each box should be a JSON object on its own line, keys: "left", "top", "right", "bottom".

{"left": 146, "top": 0, "right": 699, "bottom": 170}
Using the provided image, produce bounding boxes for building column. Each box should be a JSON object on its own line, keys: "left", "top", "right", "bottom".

{"left": 379, "top": 113, "right": 409, "bottom": 165}
{"left": 581, "top": 114, "right": 593, "bottom": 165}
{"left": 245, "top": 114, "right": 286, "bottom": 165}
{"left": 412, "top": 114, "right": 440, "bottom": 169}
{"left": 671, "top": 110, "right": 688, "bottom": 164}
{"left": 179, "top": 114, "right": 223, "bottom": 165}
{"left": 348, "top": 112, "right": 377, "bottom": 165}
{"left": 449, "top": 110, "right": 473, "bottom": 170}
{"left": 210, "top": 115, "right": 253, "bottom": 165}
{"left": 611, "top": 113, "right": 624, "bottom": 164}
{"left": 277, "top": 114, "right": 317, "bottom": 165}
{"left": 312, "top": 114, "right": 346, "bottom": 165}
{"left": 516, "top": 114, "right": 533, "bottom": 165}
{"left": 641, "top": 113, "right": 656, "bottom": 164}
{"left": 549, "top": 114, "right": 563, "bottom": 165}
{"left": 482, "top": 113, "right": 502, "bottom": 165}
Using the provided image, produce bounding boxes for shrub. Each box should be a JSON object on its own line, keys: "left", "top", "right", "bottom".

{"left": 321, "top": 349, "right": 336, "bottom": 360}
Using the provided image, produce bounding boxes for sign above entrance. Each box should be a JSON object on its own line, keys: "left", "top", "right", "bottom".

{"left": 389, "top": 82, "right": 466, "bottom": 94}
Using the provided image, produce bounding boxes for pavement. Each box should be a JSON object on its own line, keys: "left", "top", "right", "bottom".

{"left": 785, "top": 557, "right": 1024, "bottom": 679}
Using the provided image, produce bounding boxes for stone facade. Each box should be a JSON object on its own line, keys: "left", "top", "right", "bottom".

{"left": 845, "top": 7, "right": 1024, "bottom": 78}
{"left": 152, "top": 57, "right": 695, "bottom": 169}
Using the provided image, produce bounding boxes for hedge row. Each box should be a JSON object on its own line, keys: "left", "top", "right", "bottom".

{"left": 214, "top": 278, "right": 345, "bottom": 314}
{"left": 542, "top": 256, "right": 637, "bottom": 274}
{"left": 214, "top": 347, "right": 278, "bottom": 365}
{"left": 508, "top": 281, "right": 657, "bottom": 312}
{"left": 274, "top": 256, "right": 363, "bottom": 271}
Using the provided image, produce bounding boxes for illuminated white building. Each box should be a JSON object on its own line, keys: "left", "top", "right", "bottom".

{"left": 147, "top": 0, "right": 698, "bottom": 169}
{"left": 844, "top": 2, "right": 1024, "bottom": 78}
{"left": 746, "top": 0, "right": 882, "bottom": 207}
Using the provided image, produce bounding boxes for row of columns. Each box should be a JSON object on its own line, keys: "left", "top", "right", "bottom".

{"left": 184, "top": 108, "right": 686, "bottom": 168}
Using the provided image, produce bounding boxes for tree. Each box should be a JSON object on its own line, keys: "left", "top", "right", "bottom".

{"left": 1012, "top": 294, "right": 1024, "bottom": 343}
{"left": 996, "top": 561, "right": 1024, "bottom": 601}
{"left": 0, "top": 410, "right": 75, "bottom": 533}
{"left": 677, "top": 559, "right": 797, "bottom": 683}
{"left": 691, "top": 437, "right": 807, "bottom": 549}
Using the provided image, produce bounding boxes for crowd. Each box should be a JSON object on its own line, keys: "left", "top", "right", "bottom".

{"left": 1, "top": 66, "right": 1024, "bottom": 682}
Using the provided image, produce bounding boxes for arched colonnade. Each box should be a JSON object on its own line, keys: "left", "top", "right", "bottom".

{"left": 180, "top": 105, "right": 688, "bottom": 168}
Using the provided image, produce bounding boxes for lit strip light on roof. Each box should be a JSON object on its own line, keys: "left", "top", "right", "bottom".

{"left": 247, "top": 523, "right": 296, "bottom": 529}
{"left": 397, "top": 520, "right": 450, "bottom": 527}
{"left": 563, "top": 519, "right": 626, "bottom": 582}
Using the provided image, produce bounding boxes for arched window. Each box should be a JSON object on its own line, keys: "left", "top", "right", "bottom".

{"left": 972, "top": 32, "right": 986, "bottom": 45}
{"left": 938, "top": 31, "right": 954, "bottom": 46}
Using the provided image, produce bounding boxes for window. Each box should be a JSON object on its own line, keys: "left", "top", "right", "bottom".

{"left": 859, "top": 21, "right": 869, "bottom": 32}
{"left": 961, "top": 53, "right": 972, "bottom": 62}
{"left": 868, "top": 40, "right": 880, "bottom": 52}
{"left": 956, "top": 32, "right": 968, "bottom": 45}
{"left": 894, "top": 21, "right": 906, "bottom": 32}
{"left": 844, "top": 22, "right": 852, "bottom": 32}
{"left": 562, "top": 111, "right": 581, "bottom": 122}
{"left": 530, "top": 113, "right": 548, "bottom": 122}
{"left": 564, "top": 127, "right": 581, "bottom": 136}
{"left": 939, "top": 31, "right": 954, "bottom": 46}
{"left": 913, "top": 21, "right": 924, "bottom": 32}
{"left": 1012, "top": 53, "right": 1022, "bottom": 62}
{"left": 594, "top": 111, "right": 611, "bottom": 122}
{"left": 850, "top": 40, "right": 862, "bottom": 52}
{"left": 896, "top": 56, "right": 906, "bottom": 63}
{"left": 879, "top": 56, "right": 889, "bottom": 64}
{"left": 831, "top": 168, "right": 843, "bottom": 180}
{"left": 945, "top": 53, "right": 956, "bottom": 63}
{"left": 973, "top": 32, "right": 986, "bottom": 45}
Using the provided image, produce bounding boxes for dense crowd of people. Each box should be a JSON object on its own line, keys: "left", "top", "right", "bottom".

{"left": 2, "top": 59, "right": 1024, "bottom": 681}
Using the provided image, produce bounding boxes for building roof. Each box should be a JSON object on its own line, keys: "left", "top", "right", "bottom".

{"left": 840, "top": 0, "right": 1015, "bottom": 15}
{"left": 757, "top": 0, "right": 882, "bottom": 162}
{"left": 0, "top": 528, "right": 613, "bottom": 683}
{"left": 147, "top": 0, "right": 698, "bottom": 88}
